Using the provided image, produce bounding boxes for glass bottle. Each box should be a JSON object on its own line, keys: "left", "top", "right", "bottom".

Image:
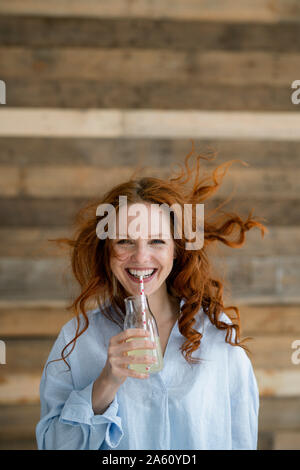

{"left": 124, "top": 295, "right": 163, "bottom": 374}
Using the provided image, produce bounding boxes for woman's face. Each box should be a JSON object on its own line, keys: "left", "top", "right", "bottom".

{"left": 109, "top": 202, "right": 176, "bottom": 296}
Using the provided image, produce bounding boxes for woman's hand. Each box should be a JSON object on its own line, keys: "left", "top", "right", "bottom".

{"left": 101, "top": 328, "right": 157, "bottom": 387}
{"left": 92, "top": 328, "right": 156, "bottom": 414}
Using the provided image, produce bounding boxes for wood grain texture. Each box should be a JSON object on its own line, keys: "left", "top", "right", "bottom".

{"left": 0, "top": 304, "right": 72, "bottom": 336}
{"left": 0, "top": 257, "right": 76, "bottom": 301}
{"left": 0, "top": 0, "right": 298, "bottom": 451}
{"left": 255, "top": 370, "right": 300, "bottom": 397}
{"left": 1, "top": 0, "right": 300, "bottom": 23}
{"left": 0, "top": 373, "right": 42, "bottom": 405}
{"left": 240, "top": 305, "right": 300, "bottom": 335}
{"left": 1, "top": 109, "right": 300, "bottom": 139}
{"left": 259, "top": 397, "right": 300, "bottom": 431}
{"left": 0, "top": 368, "right": 299, "bottom": 404}
{"left": 1, "top": 16, "right": 300, "bottom": 50}
{"left": 1, "top": 226, "right": 299, "bottom": 258}
{"left": 2, "top": 48, "right": 299, "bottom": 86}
{"left": 0, "top": 197, "right": 298, "bottom": 227}
{"left": 1, "top": 253, "right": 300, "bottom": 301}
{"left": 1, "top": 333, "right": 299, "bottom": 371}
{"left": 0, "top": 166, "right": 298, "bottom": 198}
{"left": 3, "top": 79, "right": 296, "bottom": 111}
{"left": 0, "top": 386, "right": 299, "bottom": 449}
{"left": 0, "top": 404, "right": 40, "bottom": 441}
{"left": 0, "top": 197, "right": 91, "bottom": 227}
{"left": 0, "top": 439, "right": 37, "bottom": 450}
{"left": 273, "top": 432, "right": 300, "bottom": 450}
{"left": 0, "top": 303, "right": 300, "bottom": 336}
{"left": 1, "top": 138, "right": 300, "bottom": 168}
{"left": 1, "top": 397, "right": 299, "bottom": 441}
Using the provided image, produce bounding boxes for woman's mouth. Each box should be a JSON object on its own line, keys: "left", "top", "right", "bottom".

{"left": 125, "top": 268, "right": 158, "bottom": 283}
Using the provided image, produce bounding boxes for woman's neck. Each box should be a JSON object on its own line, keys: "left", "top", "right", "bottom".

{"left": 148, "top": 284, "right": 181, "bottom": 326}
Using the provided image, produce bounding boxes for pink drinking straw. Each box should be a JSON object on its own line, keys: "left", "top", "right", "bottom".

{"left": 139, "top": 275, "right": 150, "bottom": 370}
{"left": 139, "top": 275, "right": 147, "bottom": 328}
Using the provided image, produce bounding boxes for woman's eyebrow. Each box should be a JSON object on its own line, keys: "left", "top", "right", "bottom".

{"left": 115, "top": 233, "right": 170, "bottom": 239}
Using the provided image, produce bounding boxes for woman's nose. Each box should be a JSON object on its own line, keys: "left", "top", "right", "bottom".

{"left": 130, "top": 242, "right": 151, "bottom": 263}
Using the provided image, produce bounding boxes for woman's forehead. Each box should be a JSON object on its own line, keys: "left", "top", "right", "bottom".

{"left": 116, "top": 202, "right": 172, "bottom": 238}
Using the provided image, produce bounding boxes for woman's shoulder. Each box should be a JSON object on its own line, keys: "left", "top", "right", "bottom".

{"left": 202, "top": 309, "right": 251, "bottom": 357}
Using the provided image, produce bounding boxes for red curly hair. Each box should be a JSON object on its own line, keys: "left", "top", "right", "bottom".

{"left": 46, "top": 144, "right": 267, "bottom": 371}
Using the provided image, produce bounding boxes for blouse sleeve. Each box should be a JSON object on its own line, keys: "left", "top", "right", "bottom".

{"left": 35, "top": 326, "right": 124, "bottom": 450}
{"left": 228, "top": 345, "right": 260, "bottom": 450}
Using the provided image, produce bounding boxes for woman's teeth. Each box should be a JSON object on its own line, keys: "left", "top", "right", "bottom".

{"left": 127, "top": 269, "right": 155, "bottom": 278}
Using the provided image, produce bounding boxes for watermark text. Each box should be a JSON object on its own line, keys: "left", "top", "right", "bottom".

{"left": 0, "top": 340, "right": 6, "bottom": 364}
{"left": 96, "top": 196, "right": 204, "bottom": 250}
{"left": 291, "top": 80, "right": 300, "bottom": 105}
{"left": 291, "top": 340, "right": 300, "bottom": 365}
{"left": 0, "top": 80, "right": 6, "bottom": 105}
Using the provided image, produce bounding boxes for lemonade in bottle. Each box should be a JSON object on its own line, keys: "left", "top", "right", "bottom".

{"left": 124, "top": 279, "right": 163, "bottom": 374}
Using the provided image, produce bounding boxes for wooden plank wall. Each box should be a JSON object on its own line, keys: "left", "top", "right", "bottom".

{"left": 0, "top": 0, "right": 300, "bottom": 450}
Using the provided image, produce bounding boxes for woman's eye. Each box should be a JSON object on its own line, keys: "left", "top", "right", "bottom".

{"left": 116, "top": 239, "right": 165, "bottom": 245}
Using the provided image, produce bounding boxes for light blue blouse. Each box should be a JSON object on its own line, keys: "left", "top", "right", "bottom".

{"left": 36, "top": 300, "right": 259, "bottom": 450}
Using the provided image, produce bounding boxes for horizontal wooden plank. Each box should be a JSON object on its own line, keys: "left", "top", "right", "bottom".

{"left": 1, "top": 226, "right": 299, "bottom": 258}
{"left": 0, "top": 439, "right": 37, "bottom": 450}
{"left": 0, "top": 301, "right": 299, "bottom": 335}
{"left": 0, "top": 404, "right": 40, "bottom": 441}
{"left": 0, "top": 257, "right": 75, "bottom": 301}
{"left": 0, "top": 166, "right": 298, "bottom": 198}
{"left": 0, "top": 373, "right": 42, "bottom": 404}
{"left": 1, "top": 333, "right": 299, "bottom": 373}
{"left": 5, "top": 333, "right": 300, "bottom": 372}
{"left": 0, "top": 0, "right": 300, "bottom": 23}
{"left": 2, "top": 48, "right": 299, "bottom": 87}
{"left": 218, "top": 226, "right": 300, "bottom": 257}
{"left": 1, "top": 109, "right": 300, "bottom": 140}
{"left": 273, "top": 432, "right": 300, "bottom": 450}
{"left": 1, "top": 338, "right": 55, "bottom": 373}
{"left": 0, "top": 432, "right": 282, "bottom": 450}
{"left": 0, "top": 333, "right": 299, "bottom": 402}
{"left": 255, "top": 370, "right": 300, "bottom": 397}
{"left": 258, "top": 432, "right": 274, "bottom": 450}
{"left": 1, "top": 254, "right": 300, "bottom": 301}
{"left": 0, "top": 228, "right": 73, "bottom": 258}
{"left": 240, "top": 305, "right": 300, "bottom": 335}
{"left": 0, "top": 167, "right": 19, "bottom": 196}
{"left": 0, "top": 197, "right": 91, "bottom": 227}
{"left": 2, "top": 79, "right": 297, "bottom": 111}
{"left": 0, "top": 197, "right": 298, "bottom": 228}
{"left": 0, "top": 109, "right": 122, "bottom": 138}
{"left": 1, "top": 138, "right": 300, "bottom": 169}
{"left": 0, "top": 367, "right": 299, "bottom": 405}
{"left": 259, "top": 397, "right": 300, "bottom": 431}
{"left": 1, "top": 397, "right": 299, "bottom": 443}
{"left": 248, "top": 336, "right": 300, "bottom": 370}
{"left": 216, "top": 256, "right": 300, "bottom": 300}
{"left": 1, "top": 16, "right": 300, "bottom": 52}
{"left": 0, "top": 305, "right": 72, "bottom": 336}
{"left": 0, "top": 166, "right": 167, "bottom": 197}
{"left": 1, "top": 303, "right": 300, "bottom": 337}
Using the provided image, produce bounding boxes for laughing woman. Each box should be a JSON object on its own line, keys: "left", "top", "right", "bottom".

{"left": 36, "top": 152, "right": 266, "bottom": 450}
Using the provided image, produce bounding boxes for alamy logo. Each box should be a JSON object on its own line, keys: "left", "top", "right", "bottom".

{"left": 96, "top": 196, "right": 204, "bottom": 250}
{"left": 0, "top": 80, "right": 6, "bottom": 105}
{"left": 291, "top": 80, "right": 300, "bottom": 105}
{"left": 0, "top": 340, "right": 6, "bottom": 364}
{"left": 291, "top": 340, "right": 300, "bottom": 365}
